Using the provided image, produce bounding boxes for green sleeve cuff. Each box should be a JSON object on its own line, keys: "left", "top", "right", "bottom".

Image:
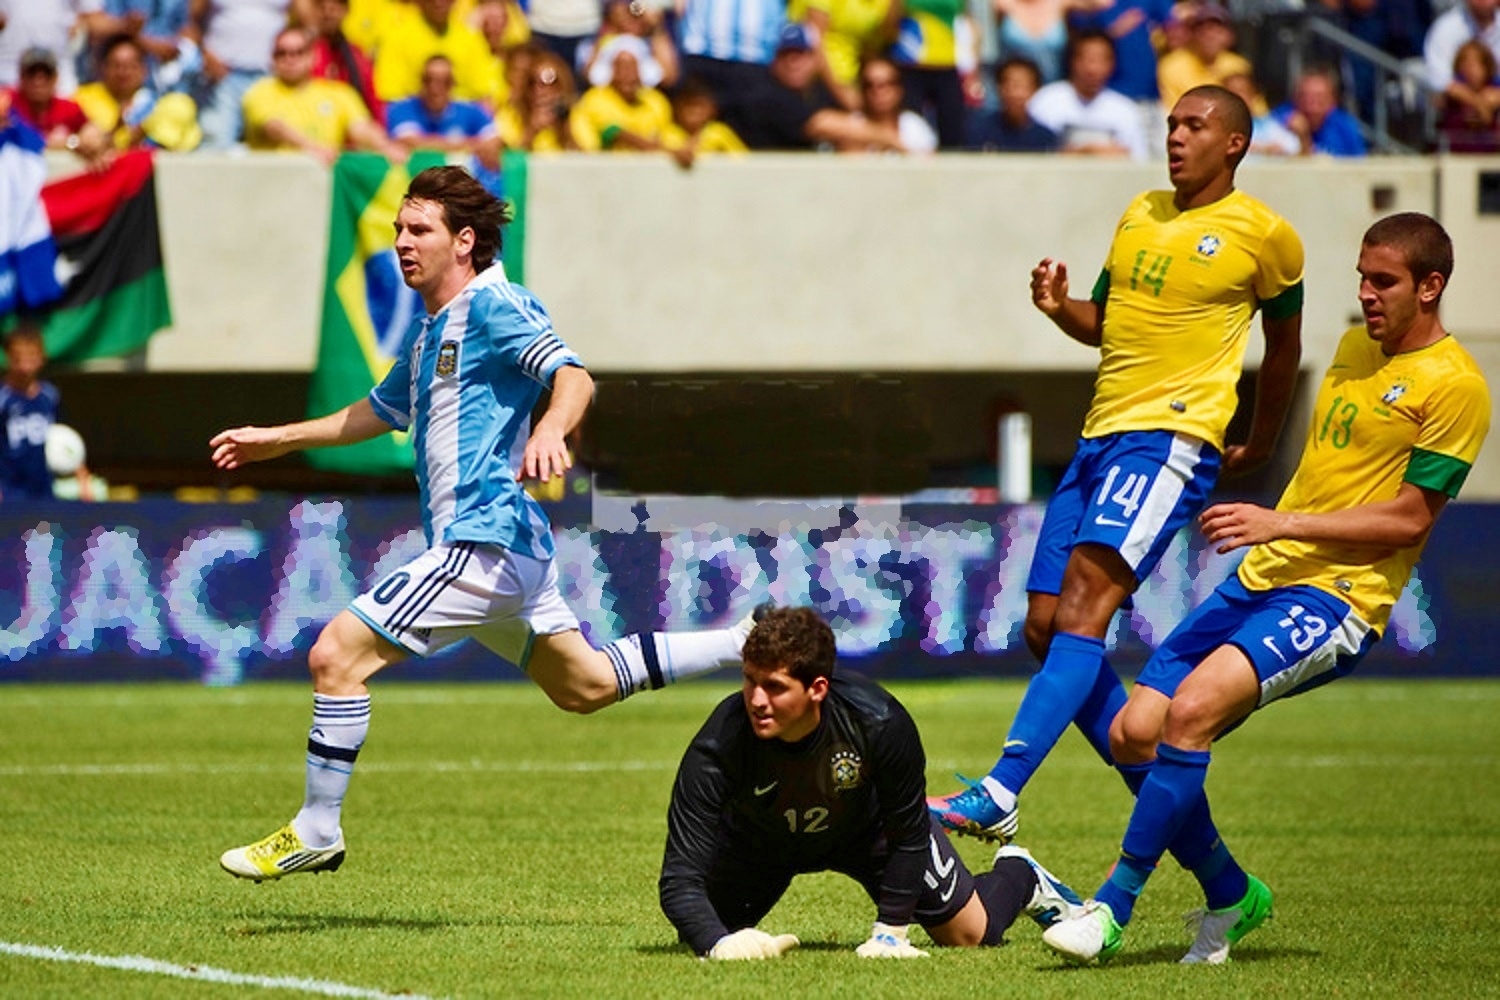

{"left": 1260, "top": 280, "right": 1304, "bottom": 320}
{"left": 600, "top": 125, "right": 623, "bottom": 147}
{"left": 1406, "top": 447, "right": 1472, "bottom": 498}
{"left": 1090, "top": 268, "right": 1110, "bottom": 306}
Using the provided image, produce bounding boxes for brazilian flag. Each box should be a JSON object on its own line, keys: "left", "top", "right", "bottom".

{"left": 306, "top": 151, "right": 529, "bottom": 475}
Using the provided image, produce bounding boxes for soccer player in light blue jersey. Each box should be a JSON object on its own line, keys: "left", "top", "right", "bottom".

{"left": 211, "top": 166, "right": 754, "bottom": 882}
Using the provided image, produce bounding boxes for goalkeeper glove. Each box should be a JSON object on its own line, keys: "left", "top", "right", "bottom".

{"left": 707, "top": 927, "right": 801, "bottom": 961}
{"left": 855, "top": 922, "right": 929, "bottom": 958}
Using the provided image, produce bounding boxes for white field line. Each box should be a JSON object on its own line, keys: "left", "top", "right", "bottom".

{"left": 1, "top": 755, "right": 1495, "bottom": 778}
{"left": 0, "top": 940, "right": 438, "bottom": 999}
{"left": 0, "top": 758, "right": 677, "bottom": 777}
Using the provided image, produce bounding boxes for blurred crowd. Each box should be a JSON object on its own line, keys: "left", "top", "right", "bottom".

{"left": 0, "top": 0, "right": 1497, "bottom": 169}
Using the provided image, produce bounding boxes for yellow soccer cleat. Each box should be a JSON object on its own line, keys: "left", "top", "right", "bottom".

{"left": 219, "top": 824, "right": 346, "bottom": 882}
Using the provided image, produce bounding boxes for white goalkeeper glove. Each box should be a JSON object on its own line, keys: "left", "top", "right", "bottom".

{"left": 707, "top": 927, "right": 801, "bottom": 961}
{"left": 855, "top": 922, "right": 929, "bottom": 959}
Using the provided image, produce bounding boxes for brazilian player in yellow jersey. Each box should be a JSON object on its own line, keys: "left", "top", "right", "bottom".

{"left": 1042, "top": 212, "right": 1489, "bottom": 966}
{"left": 931, "top": 85, "right": 1305, "bottom": 855}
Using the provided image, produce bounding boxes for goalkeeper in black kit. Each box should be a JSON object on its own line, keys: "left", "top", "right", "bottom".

{"left": 659, "top": 606, "right": 1085, "bottom": 960}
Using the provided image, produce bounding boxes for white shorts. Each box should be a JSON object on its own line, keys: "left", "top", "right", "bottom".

{"left": 349, "top": 541, "right": 580, "bottom": 665}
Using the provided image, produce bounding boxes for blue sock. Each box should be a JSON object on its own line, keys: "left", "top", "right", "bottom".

{"left": 988, "top": 632, "right": 1107, "bottom": 795}
{"left": 1096, "top": 743, "right": 1211, "bottom": 926}
{"left": 1115, "top": 761, "right": 1247, "bottom": 910}
{"left": 1172, "top": 797, "right": 1248, "bottom": 910}
{"left": 1074, "top": 661, "right": 1128, "bottom": 764}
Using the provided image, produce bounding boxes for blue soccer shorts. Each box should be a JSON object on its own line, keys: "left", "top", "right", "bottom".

{"left": 1027, "top": 430, "right": 1221, "bottom": 594}
{"left": 1135, "top": 575, "right": 1377, "bottom": 708}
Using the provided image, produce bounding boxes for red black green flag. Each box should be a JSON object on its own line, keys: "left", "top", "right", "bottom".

{"left": 37, "top": 149, "right": 172, "bottom": 363}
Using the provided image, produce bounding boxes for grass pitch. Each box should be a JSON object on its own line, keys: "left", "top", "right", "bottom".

{"left": 2, "top": 678, "right": 1499, "bottom": 999}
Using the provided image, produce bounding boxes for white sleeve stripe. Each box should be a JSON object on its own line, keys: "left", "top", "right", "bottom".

{"left": 520, "top": 345, "right": 577, "bottom": 382}
{"left": 518, "top": 333, "right": 571, "bottom": 372}
{"left": 495, "top": 282, "right": 552, "bottom": 333}
{"left": 368, "top": 391, "right": 410, "bottom": 429}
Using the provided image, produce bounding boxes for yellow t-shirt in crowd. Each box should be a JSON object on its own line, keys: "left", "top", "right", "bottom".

{"left": 569, "top": 85, "right": 673, "bottom": 151}
{"left": 1239, "top": 327, "right": 1490, "bottom": 633}
{"left": 662, "top": 120, "right": 748, "bottom": 153}
{"left": 372, "top": 3, "right": 505, "bottom": 106}
{"left": 242, "top": 77, "right": 370, "bottom": 151}
{"left": 495, "top": 103, "right": 566, "bottom": 151}
{"left": 1083, "top": 188, "right": 1305, "bottom": 450}
{"left": 789, "top": 0, "right": 895, "bottom": 85}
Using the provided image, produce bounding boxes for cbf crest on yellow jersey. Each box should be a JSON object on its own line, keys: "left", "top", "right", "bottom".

{"left": 1084, "top": 189, "right": 1305, "bottom": 449}
{"left": 1239, "top": 327, "right": 1491, "bottom": 633}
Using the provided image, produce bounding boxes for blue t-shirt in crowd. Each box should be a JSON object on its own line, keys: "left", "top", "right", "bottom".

{"left": 0, "top": 381, "right": 60, "bottom": 500}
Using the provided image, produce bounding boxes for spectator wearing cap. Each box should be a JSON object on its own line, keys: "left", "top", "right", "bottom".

{"left": 578, "top": 0, "right": 679, "bottom": 94}
{"left": 677, "top": 0, "right": 786, "bottom": 127}
{"left": 1155, "top": 3, "right": 1255, "bottom": 113}
{"left": 568, "top": 46, "right": 675, "bottom": 151}
{"left": 0, "top": 0, "right": 112, "bottom": 96}
{"left": 728, "top": 23, "right": 905, "bottom": 150}
{"left": 965, "top": 55, "right": 1059, "bottom": 152}
{"left": 4, "top": 48, "right": 114, "bottom": 166}
{"left": 1027, "top": 28, "right": 1148, "bottom": 159}
{"left": 75, "top": 32, "right": 202, "bottom": 149}
{"left": 1272, "top": 64, "right": 1367, "bottom": 157}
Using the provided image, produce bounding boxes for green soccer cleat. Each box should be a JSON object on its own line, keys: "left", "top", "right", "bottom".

{"left": 219, "top": 823, "right": 346, "bottom": 882}
{"left": 1042, "top": 900, "right": 1124, "bottom": 965}
{"left": 1181, "top": 874, "right": 1274, "bottom": 964}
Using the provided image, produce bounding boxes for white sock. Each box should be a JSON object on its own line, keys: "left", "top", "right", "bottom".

{"left": 292, "top": 693, "right": 370, "bottom": 848}
{"left": 981, "top": 775, "right": 1018, "bottom": 814}
{"left": 602, "top": 626, "right": 746, "bottom": 700}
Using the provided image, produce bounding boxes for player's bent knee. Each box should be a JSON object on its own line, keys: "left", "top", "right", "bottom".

{"left": 1111, "top": 710, "right": 1160, "bottom": 764}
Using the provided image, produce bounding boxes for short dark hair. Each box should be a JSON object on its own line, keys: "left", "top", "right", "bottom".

{"left": 1363, "top": 212, "right": 1454, "bottom": 290}
{"left": 1065, "top": 28, "right": 1115, "bottom": 72}
{"left": 672, "top": 75, "right": 717, "bottom": 107}
{"left": 4, "top": 323, "right": 45, "bottom": 352}
{"left": 742, "top": 607, "right": 836, "bottom": 686}
{"left": 1180, "top": 84, "right": 1253, "bottom": 165}
{"left": 403, "top": 166, "right": 513, "bottom": 272}
{"left": 994, "top": 56, "right": 1043, "bottom": 89}
{"left": 98, "top": 32, "right": 145, "bottom": 64}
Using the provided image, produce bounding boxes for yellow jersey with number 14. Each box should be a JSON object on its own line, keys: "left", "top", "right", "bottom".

{"left": 1239, "top": 327, "right": 1490, "bottom": 633}
{"left": 1084, "top": 189, "right": 1305, "bottom": 450}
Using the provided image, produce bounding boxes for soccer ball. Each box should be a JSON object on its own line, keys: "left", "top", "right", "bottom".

{"left": 45, "top": 423, "right": 87, "bottom": 477}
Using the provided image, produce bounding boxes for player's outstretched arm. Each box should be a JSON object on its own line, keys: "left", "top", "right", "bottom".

{"left": 524, "top": 364, "right": 594, "bottom": 483}
{"left": 1030, "top": 258, "right": 1102, "bottom": 347}
{"left": 707, "top": 927, "right": 800, "bottom": 960}
{"left": 209, "top": 399, "right": 391, "bottom": 469}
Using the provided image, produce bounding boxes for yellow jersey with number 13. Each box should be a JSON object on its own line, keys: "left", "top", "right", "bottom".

{"left": 1238, "top": 327, "right": 1490, "bottom": 633}
{"left": 1084, "top": 189, "right": 1305, "bottom": 450}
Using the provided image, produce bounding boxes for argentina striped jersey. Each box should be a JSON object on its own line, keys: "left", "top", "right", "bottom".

{"left": 368, "top": 264, "right": 582, "bottom": 559}
{"left": 678, "top": 0, "right": 786, "bottom": 63}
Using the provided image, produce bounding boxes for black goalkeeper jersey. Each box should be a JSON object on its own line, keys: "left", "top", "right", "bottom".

{"left": 659, "top": 673, "right": 931, "bottom": 954}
